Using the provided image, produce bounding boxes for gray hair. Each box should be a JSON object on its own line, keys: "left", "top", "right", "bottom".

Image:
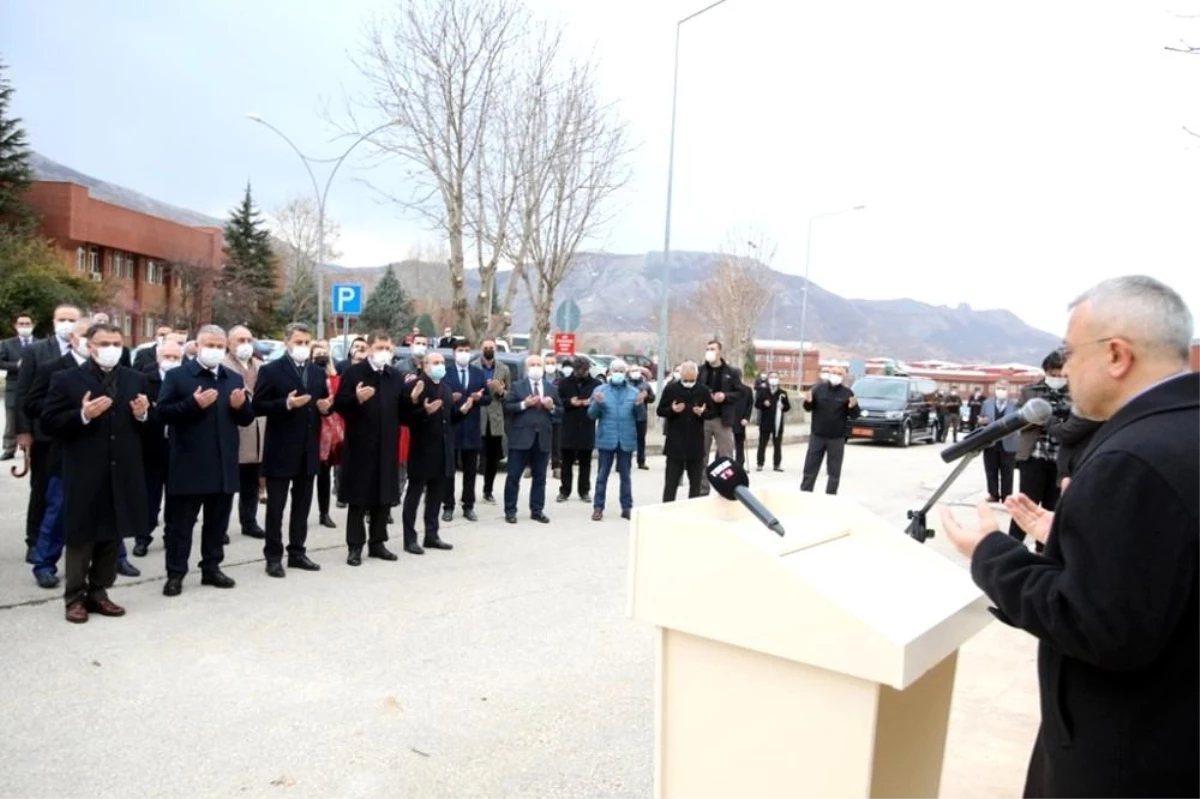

{"left": 285, "top": 322, "right": 311, "bottom": 339}
{"left": 197, "top": 324, "right": 227, "bottom": 339}
{"left": 679, "top": 360, "right": 699, "bottom": 377}
{"left": 1070, "top": 276, "right": 1193, "bottom": 361}
{"left": 609, "top": 357, "right": 628, "bottom": 372}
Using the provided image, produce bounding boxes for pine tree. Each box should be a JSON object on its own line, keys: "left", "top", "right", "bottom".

{"left": 359, "top": 266, "right": 413, "bottom": 340}
{"left": 0, "top": 59, "right": 35, "bottom": 227}
{"left": 415, "top": 312, "right": 436, "bottom": 337}
{"left": 217, "top": 183, "right": 279, "bottom": 332}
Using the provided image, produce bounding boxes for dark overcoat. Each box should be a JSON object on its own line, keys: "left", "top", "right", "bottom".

{"left": 252, "top": 357, "right": 329, "bottom": 479}
{"left": 443, "top": 363, "right": 490, "bottom": 450}
{"left": 154, "top": 359, "right": 256, "bottom": 496}
{"left": 557, "top": 375, "right": 600, "bottom": 451}
{"left": 24, "top": 352, "right": 84, "bottom": 476}
{"left": 754, "top": 385, "right": 791, "bottom": 433}
{"left": 656, "top": 381, "right": 713, "bottom": 461}
{"left": 403, "top": 377, "right": 469, "bottom": 482}
{"left": 971, "top": 372, "right": 1198, "bottom": 798}
{"left": 41, "top": 361, "right": 150, "bottom": 544}
{"left": 333, "top": 360, "right": 406, "bottom": 506}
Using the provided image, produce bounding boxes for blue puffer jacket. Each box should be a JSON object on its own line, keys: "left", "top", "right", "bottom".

{"left": 587, "top": 381, "right": 639, "bottom": 451}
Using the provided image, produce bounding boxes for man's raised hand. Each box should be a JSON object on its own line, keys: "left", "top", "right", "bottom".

{"left": 288, "top": 390, "right": 312, "bottom": 409}
{"left": 82, "top": 390, "right": 113, "bottom": 420}
{"left": 356, "top": 382, "right": 376, "bottom": 404}
{"left": 194, "top": 386, "right": 218, "bottom": 409}
{"left": 230, "top": 388, "right": 247, "bottom": 410}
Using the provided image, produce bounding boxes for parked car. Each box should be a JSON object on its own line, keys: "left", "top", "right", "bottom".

{"left": 846, "top": 375, "right": 939, "bottom": 447}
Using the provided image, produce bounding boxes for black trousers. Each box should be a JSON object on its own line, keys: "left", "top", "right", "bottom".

{"left": 166, "top": 493, "right": 234, "bottom": 577}
{"left": 3, "top": 397, "right": 15, "bottom": 454}
{"left": 444, "top": 449, "right": 479, "bottom": 511}
{"left": 734, "top": 427, "right": 747, "bottom": 467}
{"left": 63, "top": 538, "right": 121, "bottom": 605}
{"left": 238, "top": 463, "right": 260, "bottom": 531}
{"left": 265, "top": 474, "right": 315, "bottom": 561}
{"left": 317, "top": 462, "right": 333, "bottom": 516}
{"left": 757, "top": 425, "right": 783, "bottom": 468}
{"left": 635, "top": 420, "right": 648, "bottom": 467}
{"left": 346, "top": 504, "right": 389, "bottom": 548}
{"left": 560, "top": 448, "right": 593, "bottom": 498}
{"left": 403, "top": 476, "right": 445, "bottom": 547}
{"left": 1009, "top": 458, "right": 1059, "bottom": 552}
{"left": 983, "top": 446, "right": 1016, "bottom": 500}
{"left": 663, "top": 458, "right": 704, "bottom": 502}
{"left": 482, "top": 434, "right": 504, "bottom": 496}
{"left": 24, "top": 439, "right": 50, "bottom": 548}
{"left": 551, "top": 424, "right": 562, "bottom": 469}
{"left": 944, "top": 412, "right": 960, "bottom": 442}
{"left": 801, "top": 434, "right": 846, "bottom": 495}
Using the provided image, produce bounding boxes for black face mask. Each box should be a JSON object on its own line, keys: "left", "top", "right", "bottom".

{"left": 314, "top": 356, "right": 329, "bottom": 367}
{"left": 482, "top": 348, "right": 495, "bottom": 359}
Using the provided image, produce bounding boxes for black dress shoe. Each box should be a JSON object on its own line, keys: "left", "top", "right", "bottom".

{"left": 505, "top": 515, "right": 517, "bottom": 524}
{"left": 387, "top": 514, "right": 394, "bottom": 525}
{"left": 200, "top": 570, "right": 236, "bottom": 589}
{"left": 347, "top": 547, "right": 362, "bottom": 567}
{"left": 287, "top": 554, "right": 321, "bottom": 571}
{"left": 755, "top": 465, "right": 763, "bottom": 472}
{"left": 637, "top": 464, "right": 649, "bottom": 471}
{"left": 266, "top": 561, "right": 286, "bottom": 578}
{"left": 336, "top": 500, "right": 348, "bottom": 509}
{"left": 0, "top": 451, "right": 13, "bottom": 460}
{"left": 368, "top": 544, "right": 398, "bottom": 561}
{"left": 579, "top": 494, "right": 591, "bottom": 503}
{"left": 132, "top": 542, "right": 149, "bottom": 558}
{"left": 424, "top": 539, "right": 453, "bottom": 551}
{"left": 24, "top": 546, "right": 36, "bottom": 565}
{"left": 463, "top": 508, "right": 478, "bottom": 522}
{"left": 319, "top": 514, "right": 337, "bottom": 529}
{"left": 531, "top": 513, "right": 550, "bottom": 524}
{"left": 117, "top": 559, "right": 140, "bottom": 578}
{"left": 556, "top": 493, "right": 568, "bottom": 503}
{"left": 242, "top": 526, "right": 266, "bottom": 539}
{"left": 773, "top": 467, "right": 784, "bottom": 473}
{"left": 438, "top": 509, "right": 451, "bottom": 523}
{"left": 223, "top": 534, "right": 231, "bottom": 545}
{"left": 483, "top": 493, "right": 496, "bottom": 504}
{"left": 35, "top": 572, "right": 59, "bottom": 589}
{"left": 404, "top": 543, "right": 425, "bottom": 555}
{"left": 163, "top": 576, "right": 183, "bottom": 597}
{"left": 621, "top": 510, "right": 631, "bottom": 520}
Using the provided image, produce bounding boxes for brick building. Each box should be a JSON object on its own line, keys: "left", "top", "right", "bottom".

{"left": 24, "top": 154, "right": 224, "bottom": 344}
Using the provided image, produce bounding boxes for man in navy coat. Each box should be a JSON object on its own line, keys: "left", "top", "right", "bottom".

{"left": 441, "top": 339, "right": 490, "bottom": 522}
{"left": 502, "top": 353, "right": 561, "bottom": 524}
{"left": 155, "top": 325, "right": 256, "bottom": 596}
{"left": 251, "top": 323, "right": 333, "bottom": 577}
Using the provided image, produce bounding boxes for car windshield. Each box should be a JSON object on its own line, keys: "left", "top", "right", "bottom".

{"left": 851, "top": 379, "right": 908, "bottom": 401}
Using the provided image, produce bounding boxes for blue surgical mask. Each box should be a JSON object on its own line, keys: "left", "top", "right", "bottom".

{"left": 609, "top": 372, "right": 626, "bottom": 385}
{"left": 429, "top": 364, "right": 446, "bottom": 381}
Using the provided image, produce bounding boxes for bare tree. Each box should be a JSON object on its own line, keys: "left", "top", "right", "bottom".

{"left": 272, "top": 196, "right": 343, "bottom": 325}
{"left": 346, "top": 0, "right": 526, "bottom": 344}
{"left": 167, "top": 259, "right": 220, "bottom": 335}
{"left": 511, "top": 56, "right": 633, "bottom": 352}
{"left": 698, "top": 231, "right": 778, "bottom": 372}
{"left": 648, "top": 288, "right": 713, "bottom": 372}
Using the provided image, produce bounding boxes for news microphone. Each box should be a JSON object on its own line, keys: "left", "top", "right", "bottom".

{"left": 940, "top": 397, "right": 1053, "bottom": 463}
{"left": 706, "top": 457, "right": 786, "bottom": 537}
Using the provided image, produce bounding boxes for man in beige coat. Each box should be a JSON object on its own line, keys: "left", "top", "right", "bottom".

{"left": 224, "top": 325, "right": 266, "bottom": 540}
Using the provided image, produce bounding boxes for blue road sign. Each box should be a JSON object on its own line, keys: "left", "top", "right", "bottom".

{"left": 555, "top": 299, "right": 581, "bottom": 333}
{"left": 331, "top": 283, "right": 363, "bottom": 315}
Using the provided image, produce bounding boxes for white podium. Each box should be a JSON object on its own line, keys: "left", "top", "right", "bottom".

{"left": 627, "top": 489, "right": 993, "bottom": 799}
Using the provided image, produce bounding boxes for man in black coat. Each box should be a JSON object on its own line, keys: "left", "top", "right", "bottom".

{"left": 941, "top": 275, "right": 1198, "bottom": 798}
{"left": 333, "top": 332, "right": 405, "bottom": 566}
{"left": 41, "top": 323, "right": 151, "bottom": 624}
{"left": 13, "top": 303, "right": 81, "bottom": 562}
{"left": 697, "top": 340, "right": 745, "bottom": 468}
{"left": 754, "top": 371, "right": 790, "bottom": 472}
{"left": 800, "top": 366, "right": 860, "bottom": 495}
{"left": 133, "top": 325, "right": 173, "bottom": 370}
{"left": 155, "top": 325, "right": 256, "bottom": 596}
{"left": 1, "top": 312, "right": 36, "bottom": 460}
{"left": 132, "top": 338, "right": 183, "bottom": 558}
{"left": 656, "top": 360, "right": 713, "bottom": 502}
{"left": 732, "top": 376, "right": 753, "bottom": 467}
{"left": 556, "top": 356, "right": 600, "bottom": 503}
{"left": 251, "top": 323, "right": 333, "bottom": 577}
{"left": 401, "top": 352, "right": 476, "bottom": 555}
{"left": 441, "top": 340, "right": 489, "bottom": 523}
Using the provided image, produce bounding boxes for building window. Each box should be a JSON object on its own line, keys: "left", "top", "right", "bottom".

{"left": 76, "top": 246, "right": 87, "bottom": 273}
{"left": 143, "top": 315, "right": 157, "bottom": 338}
{"left": 112, "top": 251, "right": 135, "bottom": 280}
{"left": 88, "top": 247, "right": 101, "bottom": 280}
{"left": 146, "top": 260, "right": 165, "bottom": 285}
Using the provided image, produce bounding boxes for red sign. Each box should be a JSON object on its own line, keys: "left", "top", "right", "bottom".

{"left": 553, "top": 333, "right": 576, "bottom": 356}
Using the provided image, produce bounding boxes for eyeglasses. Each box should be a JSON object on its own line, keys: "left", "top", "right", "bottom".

{"left": 1059, "top": 337, "right": 1115, "bottom": 362}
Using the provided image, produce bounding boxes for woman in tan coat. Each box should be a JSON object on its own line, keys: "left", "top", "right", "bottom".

{"left": 223, "top": 326, "right": 266, "bottom": 540}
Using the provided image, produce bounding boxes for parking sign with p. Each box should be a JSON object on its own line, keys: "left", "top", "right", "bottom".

{"left": 332, "top": 283, "right": 363, "bottom": 316}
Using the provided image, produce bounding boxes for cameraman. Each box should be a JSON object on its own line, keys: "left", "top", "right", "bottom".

{"left": 1010, "top": 350, "right": 1070, "bottom": 553}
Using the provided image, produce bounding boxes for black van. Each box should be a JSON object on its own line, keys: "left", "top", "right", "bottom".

{"left": 846, "top": 375, "right": 939, "bottom": 447}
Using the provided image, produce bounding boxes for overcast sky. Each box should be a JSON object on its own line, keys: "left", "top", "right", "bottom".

{"left": 3, "top": 0, "right": 1197, "bottom": 337}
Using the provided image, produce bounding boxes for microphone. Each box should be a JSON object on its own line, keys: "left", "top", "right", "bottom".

{"left": 940, "top": 397, "right": 1053, "bottom": 463}
{"left": 706, "top": 457, "right": 786, "bottom": 537}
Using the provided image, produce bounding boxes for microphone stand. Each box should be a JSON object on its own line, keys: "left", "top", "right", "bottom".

{"left": 905, "top": 448, "right": 983, "bottom": 543}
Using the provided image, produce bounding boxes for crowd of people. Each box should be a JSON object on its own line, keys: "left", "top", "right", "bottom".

{"left": 1, "top": 311, "right": 813, "bottom": 623}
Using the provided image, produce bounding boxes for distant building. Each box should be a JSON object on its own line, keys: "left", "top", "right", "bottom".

{"left": 24, "top": 153, "right": 225, "bottom": 343}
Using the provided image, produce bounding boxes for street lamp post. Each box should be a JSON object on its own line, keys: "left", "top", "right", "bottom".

{"left": 657, "top": 0, "right": 730, "bottom": 392}
{"left": 798, "top": 204, "right": 866, "bottom": 359}
{"left": 246, "top": 114, "right": 399, "bottom": 337}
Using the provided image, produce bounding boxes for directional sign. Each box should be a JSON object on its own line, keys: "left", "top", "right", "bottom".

{"left": 554, "top": 299, "right": 581, "bottom": 334}
{"left": 554, "top": 333, "right": 577, "bottom": 356}
{"left": 331, "top": 283, "right": 363, "bottom": 316}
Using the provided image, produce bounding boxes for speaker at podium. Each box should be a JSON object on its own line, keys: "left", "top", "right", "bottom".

{"left": 627, "top": 487, "right": 994, "bottom": 799}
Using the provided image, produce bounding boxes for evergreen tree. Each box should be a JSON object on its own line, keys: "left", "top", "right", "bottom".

{"left": 0, "top": 228, "right": 101, "bottom": 333}
{"left": 358, "top": 266, "right": 413, "bottom": 339}
{"left": 0, "top": 59, "right": 35, "bottom": 227}
{"left": 415, "top": 312, "right": 436, "bottom": 337}
{"left": 217, "top": 183, "right": 279, "bottom": 332}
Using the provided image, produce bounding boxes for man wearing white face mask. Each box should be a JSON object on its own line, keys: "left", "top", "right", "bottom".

{"left": 14, "top": 303, "right": 81, "bottom": 564}
{"left": 800, "top": 366, "right": 860, "bottom": 495}
{"left": 442, "top": 340, "right": 489, "bottom": 522}
{"left": 1009, "top": 350, "right": 1070, "bottom": 552}
{"left": 1, "top": 312, "right": 37, "bottom": 460}
{"left": 977, "top": 380, "right": 1020, "bottom": 502}
{"left": 224, "top": 325, "right": 266, "bottom": 540}
{"left": 40, "top": 322, "right": 151, "bottom": 623}
{"left": 132, "top": 338, "right": 183, "bottom": 557}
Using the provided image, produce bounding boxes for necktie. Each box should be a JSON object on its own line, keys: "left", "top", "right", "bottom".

{"left": 534, "top": 380, "right": 541, "bottom": 399}
{"left": 461, "top": 368, "right": 467, "bottom": 388}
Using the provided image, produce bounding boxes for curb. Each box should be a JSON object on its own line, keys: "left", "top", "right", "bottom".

{"left": 641, "top": 432, "right": 810, "bottom": 458}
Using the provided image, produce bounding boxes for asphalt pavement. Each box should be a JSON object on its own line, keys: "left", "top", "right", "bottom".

{"left": 0, "top": 417, "right": 1040, "bottom": 798}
